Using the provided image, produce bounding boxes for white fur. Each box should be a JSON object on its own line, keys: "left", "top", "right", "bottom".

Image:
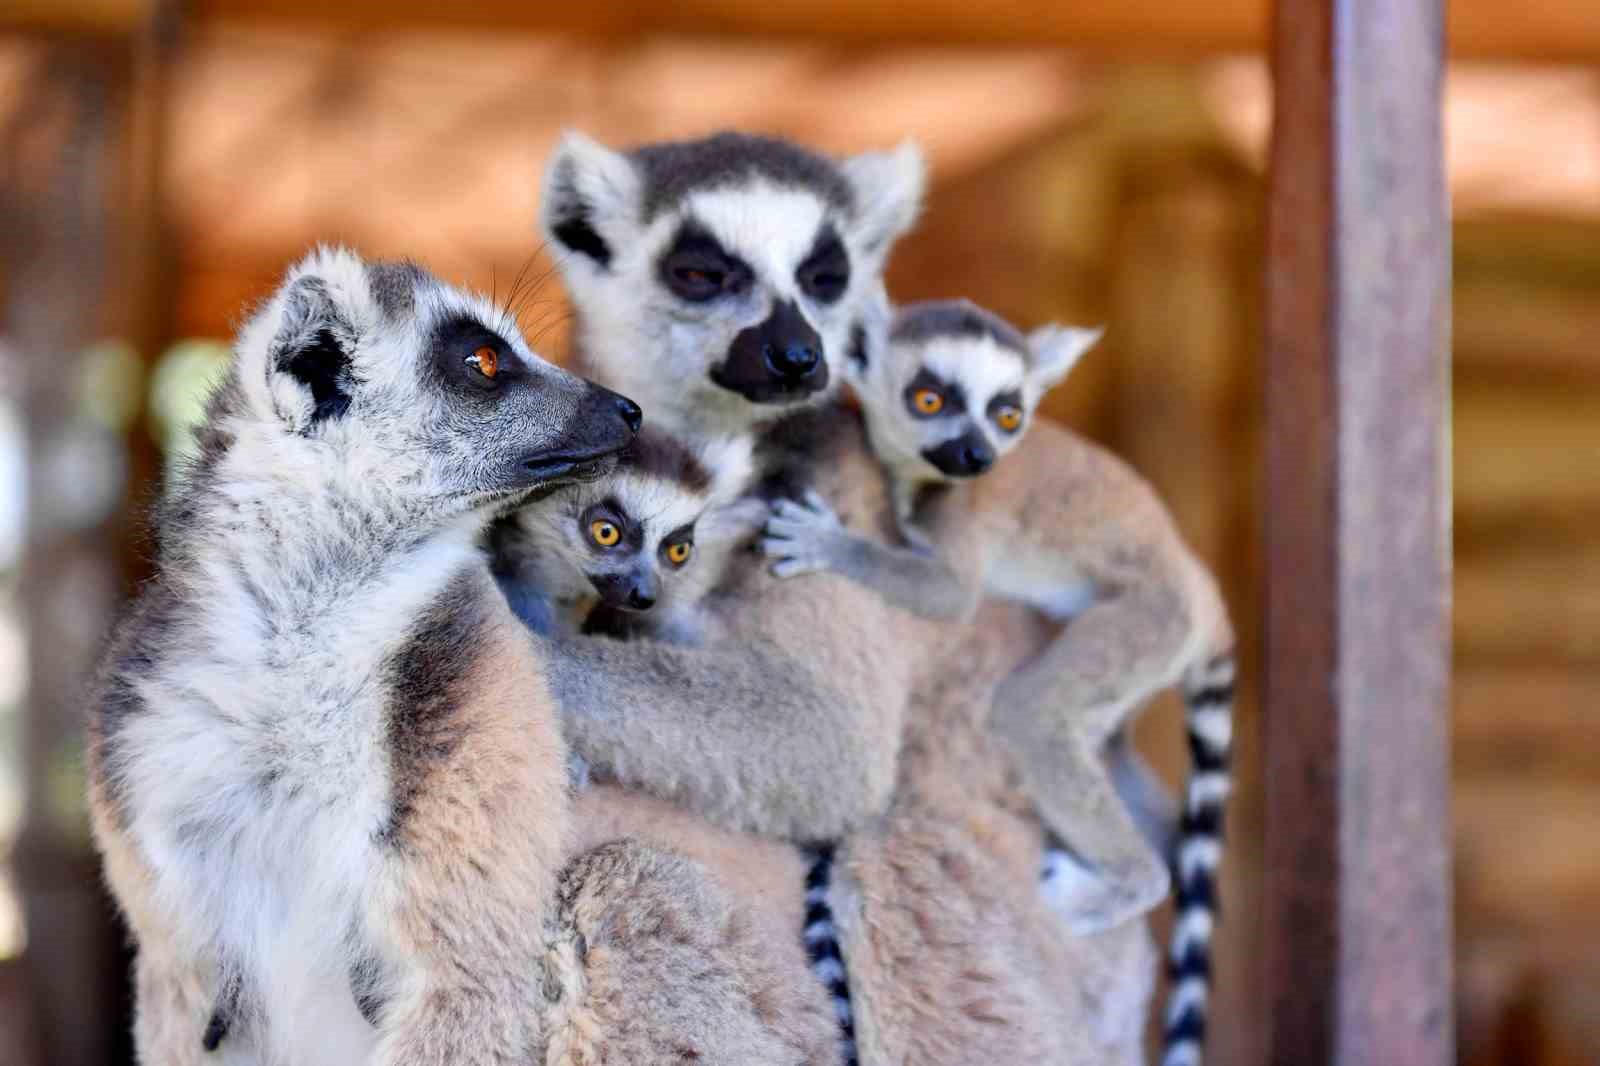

{"left": 541, "top": 134, "right": 926, "bottom": 440}
{"left": 97, "top": 247, "right": 589, "bottom": 1064}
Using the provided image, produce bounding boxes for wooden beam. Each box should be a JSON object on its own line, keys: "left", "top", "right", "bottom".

{"left": 0, "top": 0, "right": 150, "bottom": 35}
{"left": 177, "top": 0, "right": 1600, "bottom": 61}
{"left": 1261, "top": 1, "right": 1452, "bottom": 1065}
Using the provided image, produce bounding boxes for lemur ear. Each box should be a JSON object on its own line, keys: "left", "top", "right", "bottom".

{"left": 540, "top": 130, "right": 640, "bottom": 270}
{"left": 843, "top": 279, "right": 893, "bottom": 384}
{"left": 254, "top": 248, "right": 372, "bottom": 432}
{"left": 840, "top": 140, "right": 925, "bottom": 260}
{"left": 1028, "top": 324, "right": 1104, "bottom": 393}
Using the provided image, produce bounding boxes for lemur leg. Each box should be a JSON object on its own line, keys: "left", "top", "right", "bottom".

{"left": 131, "top": 942, "right": 215, "bottom": 1066}
{"left": 545, "top": 840, "right": 837, "bottom": 1066}
{"left": 1105, "top": 728, "right": 1179, "bottom": 859}
{"left": 369, "top": 624, "right": 568, "bottom": 1066}
{"left": 992, "top": 585, "right": 1191, "bottom": 932}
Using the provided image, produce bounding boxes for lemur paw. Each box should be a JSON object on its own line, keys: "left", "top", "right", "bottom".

{"left": 760, "top": 491, "right": 846, "bottom": 579}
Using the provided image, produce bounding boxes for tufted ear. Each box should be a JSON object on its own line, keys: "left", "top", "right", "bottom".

{"left": 539, "top": 130, "right": 642, "bottom": 271}
{"left": 840, "top": 140, "right": 925, "bottom": 262}
{"left": 248, "top": 247, "right": 375, "bottom": 433}
{"left": 842, "top": 279, "right": 893, "bottom": 386}
{"left": 1027, "top": 324, "right": 1104, "bottom": 394}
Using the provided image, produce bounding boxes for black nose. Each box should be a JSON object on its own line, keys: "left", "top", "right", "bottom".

{"left": 759, "top": 300, "right": 824, "bottom": 381}
{"left": 614, "top": 396, "right": 643, "bottom": 434}
{"left": 921, "top": 429, "right": 997, "bottom": 479}
{"left": 961, "top": 443, "right": 994, "bottom": 474}
{"left": 627, "top": 588, "right": 656, "bottom": 610}
{"left": 764, "top": 341, "right": 820, "bottom": 379}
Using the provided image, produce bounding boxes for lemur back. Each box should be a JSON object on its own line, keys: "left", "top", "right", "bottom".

{"left": 490, "top": 426, "right": 758, "bottom": 644}
{"left": 85, "top": 248, "right": 640, "bottom": 1066}
{"left": 763, "top": 296, "right": 1235, "bottom": 1066}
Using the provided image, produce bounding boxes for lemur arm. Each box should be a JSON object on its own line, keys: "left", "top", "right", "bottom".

{"left": 534, "top": 578, "right": 910, "bottom": 842}
{"left": 759, "top": 489, "right": 981, "bottom": 621}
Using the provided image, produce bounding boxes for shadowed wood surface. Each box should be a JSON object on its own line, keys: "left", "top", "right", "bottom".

{"left": 1262, "top": 1, "right": 1452, "bottom": 1065}
{"left": 9, "top": 0, "right": 1600, "bottom": 62}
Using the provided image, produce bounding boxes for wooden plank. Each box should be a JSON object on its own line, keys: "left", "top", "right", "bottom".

{"left": 1454, "top": 667, "right": 1600, "bottom": 779}
{"left": 1454, "top": 384, "right": 1600, "bottom": 544}
{"left": 18, "top": 0, "right": 1600, "bottom": 60}
{"left": 1261, "top": 0, "right": 1452, "bottom": 1064}
{"left": 177, "top": 0, "right": 1600, "bottom": 62}
{"left": 4, "top": 41, "right": 139, "bottom": 1066}
{"left": 1455, "top": 545, "right": 1600, "bottom": 664}
{"left": 0, "top": 0, "right": 150, "bottom": 35}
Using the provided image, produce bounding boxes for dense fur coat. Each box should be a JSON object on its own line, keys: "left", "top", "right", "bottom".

{"left": 85, "top": 248, "right": 839, "bottom": 1065}
{"left": 507, "top": 128, "right": 1163, "bottom": 1065}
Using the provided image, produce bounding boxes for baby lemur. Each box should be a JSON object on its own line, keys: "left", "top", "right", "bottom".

{"left": 490, "top": 425, "right": 758, "bottom": 645}
{"left": 85, "top": 248, "right": 640, "bottom": 1066}
{"left": 762, "top": 297, "right": 1235, "bottom": 1066}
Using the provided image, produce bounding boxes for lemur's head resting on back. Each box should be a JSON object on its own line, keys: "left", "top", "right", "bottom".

{"left": 503, "top": 426, "right": 754, "bottom": 615}
{"left": 848, "top": 296, "right": 1102, "bottom": 488}
{"left": 219, "top": 246, "right": 640, "bottom": 520}
{"left": 539, "top": 130, "right": 926, "bottom": 437}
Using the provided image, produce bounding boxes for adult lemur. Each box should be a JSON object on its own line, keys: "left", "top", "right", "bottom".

{"left": 85, "top": 249, "right": 646, "bottom": 1064}
{"left": 515, "top": 129, "right": 1158, "bottom": 1066}
{"left": 762, "top": 297, "right": 1235, "bottom": 1066}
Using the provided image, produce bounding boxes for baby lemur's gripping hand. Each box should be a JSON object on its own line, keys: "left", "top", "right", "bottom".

{"left": 760, "top": 488, "right": 979, "bottom": 622}
{"left": 760, "top": 489, "right": 853, "bottom": 579}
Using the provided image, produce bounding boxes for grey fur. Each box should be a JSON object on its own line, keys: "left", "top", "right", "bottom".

{"left": 631, "top": 131, "right": 855, "bottom": 222}
{"left": 890, "top": 299, "right": 1029, "bottom": 357}
{"left": 85, "top": 247, "right": 635, "bottom": 1066}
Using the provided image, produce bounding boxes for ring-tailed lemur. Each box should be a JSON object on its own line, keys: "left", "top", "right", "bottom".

{"left": 85, "top": 247, "right": 640, "bottom": 1066}
{"left": 762, "top": 297, "right": 1235, "bottom": 1066}
{"left": 541, "top": 129, "right": 921, "bottom": 441}
{"left": 527, "top": 130, "right": 928, "bottom": 1062}
{"left": 489, "top": 425, "right": 759, "bottom": 645}
{"left": 523, "top": 128, "right": 931, "bottom": 841}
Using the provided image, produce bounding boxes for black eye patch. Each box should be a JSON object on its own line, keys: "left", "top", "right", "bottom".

{"left": 988, "top": 389, "right": 1023, "bottom": 413}
{"left": 581, "top": 499, "right": 645, "bottom": 553}
{"left": 428, "top": 314, "right": 523, "bottom": 393}
{"left": 658, "top": 222, "right": 754, "bottom": 303}
{"left": 796, "top": 224, "right": 850, "bottom": 305}
{"left": 903, "top": 368, "right": 966, "bottom": 416}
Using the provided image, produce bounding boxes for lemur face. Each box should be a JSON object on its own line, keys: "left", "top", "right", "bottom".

{"left": 238, "top": 248, "right": 640, "bottom": 515}
{"left": 850, "top": 299, "right": 1102, "bottom": 484}
{"left": 540, "top": 131, "right": 925, "bottom": 434}
{"left": 510, "top": 427, "right": 751, "bottom": 613}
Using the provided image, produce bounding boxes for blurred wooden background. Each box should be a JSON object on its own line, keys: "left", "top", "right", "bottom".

{"left": 0, "top": 5, "right": 1596, "bottom": 1065}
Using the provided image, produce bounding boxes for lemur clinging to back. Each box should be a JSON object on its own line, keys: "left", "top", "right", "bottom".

{"left": 523, "top": 130, "right": 1159, "bottom": 1066}
{"left": 85, "top": 248, "right": 641, "bottom": 1065}
{"left": 490, "top": 425, "right": 759, "bottom": 644}
{"left": 762, "top": 296, "right": 1236, "bottom": 1066}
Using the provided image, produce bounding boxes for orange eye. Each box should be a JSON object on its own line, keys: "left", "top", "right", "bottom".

{"left": 912, "top": 388, "right": 944, "bottom": 416}
{"left": 995, "top": 406, "right": 1023, "bottom": 432}
{"left": 665, "top": 541, "right": 693, "bottom": 567}
{"left": 589, "top": 519, "right": 620, "bottom": 547}
{"left": 466, "top": 346, "right": 498, "bottom": 379}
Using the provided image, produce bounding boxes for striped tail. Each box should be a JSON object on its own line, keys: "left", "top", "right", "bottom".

{"left": 1161, "top": 652, "right": 1235, "bottom": 1066}
{"left": 802, "top": 847, "right": 858, "bottom": 1066}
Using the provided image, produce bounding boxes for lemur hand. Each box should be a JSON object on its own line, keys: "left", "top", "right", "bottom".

{"left": 760, "top": 489, "right": 850, "bottom": 579}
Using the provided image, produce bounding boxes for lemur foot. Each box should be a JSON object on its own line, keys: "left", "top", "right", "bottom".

{"left": 1039, "top": 846, "right": 1170, "bottom": 936}
{"left": 760, "top": 490, "right": 849, "bottom": 579}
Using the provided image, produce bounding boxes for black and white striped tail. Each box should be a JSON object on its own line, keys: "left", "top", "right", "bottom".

{"left": 803, "top": 847, "right": 857, "bottom": 1066}
{"left": 1162, "top": 652, "right": 1235, "bottom": 1066}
